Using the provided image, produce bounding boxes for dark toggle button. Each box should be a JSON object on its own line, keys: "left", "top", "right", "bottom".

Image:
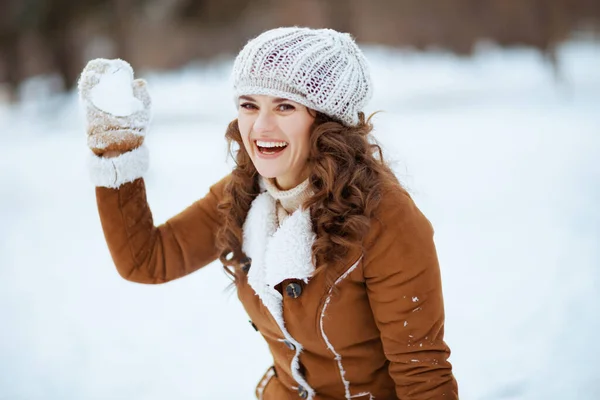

{"left": 249, "top": 320, "right": 258, "bottom": 331}
{"left": 283, "top": 340, "right": 296, "bottom": 351}
{"left": 285, "top": 282, "right": 303, "bottom": 298}
{"left": 298, "top": 385, "right": 309, "bottom": 399}
{"left": 240, "top": 257, "right": 252, "bottom": 273}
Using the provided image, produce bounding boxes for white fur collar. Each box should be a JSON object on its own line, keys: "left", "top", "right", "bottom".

{"left": 243, "top": 191, "right": 316, "bottom": 292}
{"left": 242, "top": 191, "right": 317, "bottom": 398}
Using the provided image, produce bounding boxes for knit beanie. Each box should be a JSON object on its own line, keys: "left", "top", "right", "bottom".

{"left": 232, "top": 27, "right": 373, "bottom": 126}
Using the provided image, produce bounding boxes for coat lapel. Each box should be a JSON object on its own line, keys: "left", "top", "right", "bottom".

{"left": 241, "top": 190, "right": 339, "bottom": 400}
{"left": 242, "top": 191, "right": 317, "bottom": 328}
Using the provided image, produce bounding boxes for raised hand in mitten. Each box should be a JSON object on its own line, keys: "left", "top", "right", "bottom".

{"left": 79, "top": 59, "right": 152, "bottom": 188}
{"left": 78, "top": 58, "right": 151, "bottom": 156}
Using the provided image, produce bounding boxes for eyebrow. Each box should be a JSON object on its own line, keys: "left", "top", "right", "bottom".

{"left": 239, "top": 95, "right": 291, "bottom": 104}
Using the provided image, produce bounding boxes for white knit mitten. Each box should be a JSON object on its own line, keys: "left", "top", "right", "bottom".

{"left": 78, "top": 58, "right": 152, "bottom": 188}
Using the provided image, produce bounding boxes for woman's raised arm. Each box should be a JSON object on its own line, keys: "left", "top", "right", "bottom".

{"left": 95, "top": 175, "right": 229, "bottom": 284}
{"left": 79, "top": 58, "right": 228, "bottom": 283}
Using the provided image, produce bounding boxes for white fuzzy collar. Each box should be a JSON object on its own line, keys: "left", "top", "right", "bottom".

{"left": 242, "top": 191, "right": 316, "bottom": 296}
{"left": 242, "top": 190, "right": 317, "bottom": 398}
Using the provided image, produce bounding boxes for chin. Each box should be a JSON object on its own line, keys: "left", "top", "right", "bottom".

{"left": 255, "top": 167, "right": 281, "bottom": 180}
{"left": 252, "top": 158, "right": 292, "bottom": 181}
{"left": 258, "top": 173, "right": 277, "bottom": 180}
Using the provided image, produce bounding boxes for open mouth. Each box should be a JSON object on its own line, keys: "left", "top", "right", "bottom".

{"left": 255, "top": 139, "right": 288, "bottom": 155}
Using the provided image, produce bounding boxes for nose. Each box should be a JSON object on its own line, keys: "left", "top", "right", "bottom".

{"left": 253, "top": 109, "right": 276, "bottom": 134}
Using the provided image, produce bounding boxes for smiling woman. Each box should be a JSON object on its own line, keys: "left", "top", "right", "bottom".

{"left": 80, "top": 26, "right": 459, "bottom": 400}
{"left": 237, "top": 95, "right": 315, "bottom": 190}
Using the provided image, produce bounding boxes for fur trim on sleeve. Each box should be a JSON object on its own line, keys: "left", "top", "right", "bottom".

{"left": 87, "top": 144, "right": 149, "bottom": 188}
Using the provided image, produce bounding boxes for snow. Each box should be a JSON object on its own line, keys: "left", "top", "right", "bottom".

{"left": 1, "top": 40, "right": 599, "bottom": 399}
{"left": 89, "top": 60, "right": 143, "bottom": 117}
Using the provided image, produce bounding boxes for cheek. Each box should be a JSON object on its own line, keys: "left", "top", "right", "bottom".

{"left": 237, "top": 118, "right": 253, "bottom": 153}
{"left": 288, "top": 123, "right": 312, "bottom": 157}
{"left": 296, "top": 135, "right": 311, "bottom": 159}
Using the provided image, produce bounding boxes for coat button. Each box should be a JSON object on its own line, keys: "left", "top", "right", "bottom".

{"left": 298, "top": 385, "right": 309, "bottom": 399}
{"left": 285, "top": 282, "right": 303, "bottom": 298}
{"left": 283, "top": 340, "right": 296, "bottom": 351}
{"left": 240, "top": 257, "right": 252, "bottom": 273}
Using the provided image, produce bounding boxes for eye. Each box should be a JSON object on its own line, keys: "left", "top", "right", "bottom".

{"left": 277, "top": 103, "right": 295, "bottom": 112}
{"left": 240, "top": 102, "right": 258, "bottom": 110}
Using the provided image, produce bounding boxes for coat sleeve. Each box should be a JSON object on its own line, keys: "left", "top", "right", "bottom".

{"left": 95, "top": 175, "right": 230, "bottom": 284}
{"left": 363, "top": 188, "right": 458, "bottom": 399}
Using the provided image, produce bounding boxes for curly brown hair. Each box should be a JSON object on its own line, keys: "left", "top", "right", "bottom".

{"left": 216, "top": 111, "right": 399, "bottom": 280}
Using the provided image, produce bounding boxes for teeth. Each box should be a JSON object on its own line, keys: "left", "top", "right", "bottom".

{"left": 256, "top": 140, "right": 288, "bottom": 148}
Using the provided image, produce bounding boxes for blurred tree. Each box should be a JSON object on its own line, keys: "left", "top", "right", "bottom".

{"left": 37, "top": 0, "right": 143, "bottom": 92}
{"left": 0, "top": 0, "right": 41, "bottom": 101}
{"left": 1, "top": 0, "right": 599, "bottom": 99}
{"left": 0, "top": 0, "right": 143, "bottom": 100}
{"left": 325, "top": 0, "right": 355, "bottom": 34}
{"left": 175, "top": 0, "right": 261, "bottom": 28}
{"left": 108, "top": 0, "right": 137, "bottom": 64}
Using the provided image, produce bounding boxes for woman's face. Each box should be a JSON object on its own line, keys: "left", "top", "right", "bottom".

{"left": 237, "top": 95, "right": 315, "bottom": 190}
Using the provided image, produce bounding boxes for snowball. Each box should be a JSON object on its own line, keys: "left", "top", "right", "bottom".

{"left": 90, "top": 62, "right": 143, "bottom": 117}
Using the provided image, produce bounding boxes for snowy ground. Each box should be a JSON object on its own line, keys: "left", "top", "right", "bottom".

{"left": 1, "top": 40, "right": 599, "bottom": 399}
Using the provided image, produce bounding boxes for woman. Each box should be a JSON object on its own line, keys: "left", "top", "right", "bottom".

{"left": 79, "top": 27, "right": 458, "bottom": 400}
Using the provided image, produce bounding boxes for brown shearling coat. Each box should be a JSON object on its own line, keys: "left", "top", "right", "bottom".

{"left": 95, "top": 175, "right": 458, "bottom": 399}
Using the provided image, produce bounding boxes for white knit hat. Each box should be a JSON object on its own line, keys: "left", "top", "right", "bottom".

{"left": 232, "top": 27, "right": 373, "bottom": 126}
